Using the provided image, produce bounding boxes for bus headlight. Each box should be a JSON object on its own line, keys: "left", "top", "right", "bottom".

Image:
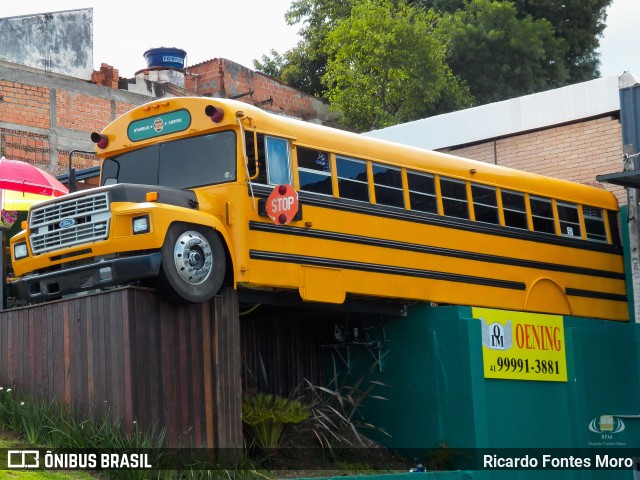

{"left": 132, "top": 215, "right": 150, "bottom": 234}
{"left": 14, "top": 242, "right": 28, "bottom": 260}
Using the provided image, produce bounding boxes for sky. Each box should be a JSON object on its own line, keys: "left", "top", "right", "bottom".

{"left": 2, "top": 0, "right": 639, "bottom": 80}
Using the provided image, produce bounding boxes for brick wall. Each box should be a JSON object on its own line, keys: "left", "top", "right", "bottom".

{"left": 440, "top": 115, "right": 626, "bottom": 204}
{"left": 0, "top": 81, "right": 50, "bottom": 129}
{"left": 185, "top": 58, "right": 330, "bottom": 123}
{"left": 0, "top": 65, "right": 146, "bottom": 177}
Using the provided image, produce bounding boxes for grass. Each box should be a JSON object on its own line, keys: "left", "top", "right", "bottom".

{"left": 0, "top": 432, "right": 100, "bottom": 479}
{"left": 0, "top": 385, "right": 268, "bottom": 480}
{"left": 0, "top": 382, "right": 406, "bottom": 479}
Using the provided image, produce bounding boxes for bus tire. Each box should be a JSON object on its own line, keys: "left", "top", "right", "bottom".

{"left": 158, "top": 223, "right": 226, "bottom": 303}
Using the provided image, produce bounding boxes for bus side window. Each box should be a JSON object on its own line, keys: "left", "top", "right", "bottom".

{"left": 372, "top": 163, "right": 404, "bottom": 208}
{"left": 530, "top": 196, "right": 556, "bottom": 234}
{"left": 607, "top": 210, "right": 621, "bottom": 246}
{"left": 336, "top": 156, "right": 369, "bottom": 202}
{"left": 440, "top": 177, "right": 469, "bottom": 219}
{"left": 265, "top": 136, "right": 292, "bottom": 185}
{"left": 407, "top": 171, "right": 437, "bottom": 214}
{"left": 501, "top": 190, "right": 528, "bottom": 230}
{"left": 297, "top": 146, "right": 333, "bottom": 195}
{"left": 471, "top": 183, "right": 499, "bottom": 224}
{"left": 245, "top": 131, "right": 267, "bottom": 184}
{"left": 557, "top": 202, "right": 581, "bottom": 237}
{"left": 583, "top": 206, "right": 607, "bottom": 242}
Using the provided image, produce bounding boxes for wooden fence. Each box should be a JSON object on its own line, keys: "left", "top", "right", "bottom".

{"left": 0, "top": 286, "right": 242, "bottom": 447}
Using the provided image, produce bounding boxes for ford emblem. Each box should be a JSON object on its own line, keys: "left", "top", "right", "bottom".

{"left": 59, "top": 218, "right": 76, "bottom": 229}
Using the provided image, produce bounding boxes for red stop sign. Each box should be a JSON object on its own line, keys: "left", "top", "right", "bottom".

{"left": 265, "top": 184, "right": 299, "bottom": 225}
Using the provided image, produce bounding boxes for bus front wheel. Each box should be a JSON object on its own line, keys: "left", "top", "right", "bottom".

{"left": 158, "top": 223, "right": 226, "bottom": 303}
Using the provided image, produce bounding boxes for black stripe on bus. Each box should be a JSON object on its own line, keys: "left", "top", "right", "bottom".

{"left": 250, "top": 185, "right": 620, "bottom": 255}
{"left": 249, "top": 221, "right": 626, "bottom": 281}
{"left": 565, "top": 288, "right": 628, "bottom": 302}
{"left": 249, "top": 250, "right": 526, "bottom": 291}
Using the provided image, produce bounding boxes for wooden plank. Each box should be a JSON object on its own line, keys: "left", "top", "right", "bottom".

{"left": 225, "top": 288, "right": 242, "bottom": 448}
{"left": 121, "top": 288, "right": 134, "bottom": 428}
{"left": 85, "top": 297, "right": 94, "bottom": 415}
{"left": 201, "top": 300, "right": 214, "bottom": 448}
{"left": 62, "top": 301, "right": 71, "bottom": 404}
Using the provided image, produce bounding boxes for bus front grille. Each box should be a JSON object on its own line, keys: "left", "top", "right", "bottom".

{"left": 29, "top": 192, "right": 111, "bottom": 255}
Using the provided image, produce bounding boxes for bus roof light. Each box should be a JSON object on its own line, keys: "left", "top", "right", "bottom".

{"left": 146, "top": 191, "right": 158, "bottom": 202}
{"left": 205, "top": 105, "right": 224, "bottom": 123}
{"left": 90, "top": 132, "right": 109, "bottom": 149}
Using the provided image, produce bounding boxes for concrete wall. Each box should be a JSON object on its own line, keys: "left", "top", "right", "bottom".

{"left": 0, "top": 9, "right": 93, "bottom": 80}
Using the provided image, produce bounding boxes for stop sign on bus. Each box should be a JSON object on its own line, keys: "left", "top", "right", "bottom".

{"left": 265, "top": 184, "right": 299, "bottom": 225}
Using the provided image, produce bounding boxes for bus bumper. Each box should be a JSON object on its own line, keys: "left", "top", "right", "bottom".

{"left": 13, "top": 252, "right": 162, "bottom": 303}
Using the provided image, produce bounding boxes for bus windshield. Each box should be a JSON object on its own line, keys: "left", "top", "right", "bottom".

{"left": 101, "top": 131, "right": 237, "bottom": 188}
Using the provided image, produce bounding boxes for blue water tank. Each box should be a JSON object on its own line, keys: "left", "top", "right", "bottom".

{"left": 143, "top": 47, "right": 187, "bottom": 69}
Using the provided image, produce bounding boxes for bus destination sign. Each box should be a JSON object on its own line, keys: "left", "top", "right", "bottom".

{"left": 127, "top": 109, "right": 191, "bottom": 142}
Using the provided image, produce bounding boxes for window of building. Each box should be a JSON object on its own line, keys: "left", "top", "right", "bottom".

{"left": 407, "top": 171, "right": 437, "bottom": 214}
{"left": 336, "top": 156, "right": 369, "bottom": 202}
{"left": 297, "top": 146, "right": 333, "bottom": 195}
{"left": 372, "top": 163, "right": 404, "bottom": 208}
{"left": 440, "top": 177, "right": 469, "bottom": 219}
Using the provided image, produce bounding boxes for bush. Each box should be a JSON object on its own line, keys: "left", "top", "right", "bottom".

{"left": 241, "top": 393, "right": 310, "bottom": 449}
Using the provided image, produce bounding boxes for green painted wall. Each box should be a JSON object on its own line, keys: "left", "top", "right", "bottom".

{"left": 336, "top": 305, "right": 640, "bottom": 479}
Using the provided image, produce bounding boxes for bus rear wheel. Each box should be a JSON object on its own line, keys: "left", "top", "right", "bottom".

{"left": 158, "top": 223, "right": 226, "bottom": 303}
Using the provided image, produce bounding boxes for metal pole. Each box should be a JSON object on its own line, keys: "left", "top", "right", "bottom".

{"left": 624, "top": 147, "right": 640, "bottom": 322}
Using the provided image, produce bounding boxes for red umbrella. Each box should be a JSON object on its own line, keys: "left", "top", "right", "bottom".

{"left": 0, "top": 157, "right": 68, "bottom": 197}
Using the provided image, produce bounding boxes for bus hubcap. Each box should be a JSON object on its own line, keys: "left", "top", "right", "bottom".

{"left": 173, "top": 231, "right": 213, "bottom": 285}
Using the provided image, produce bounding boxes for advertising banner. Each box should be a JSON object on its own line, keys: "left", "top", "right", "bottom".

{"left": 473, "top": 307, "right": 567, "bottom": 382}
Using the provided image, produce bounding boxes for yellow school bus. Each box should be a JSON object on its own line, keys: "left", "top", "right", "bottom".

{"left": 9, "top": 97, "right": 628, "bottom": 320}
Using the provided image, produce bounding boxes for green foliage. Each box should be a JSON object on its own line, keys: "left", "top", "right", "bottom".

{"left": 255, "top": 45, "right": 328, "bottom": 99}
{"left": 256, "top": 0, "right": 611, "bottom": 123}
{"left": 436, "top": 0, "right": 569, "bottom": 104}
{"left": 241, "top": 393, "right": 310, "bottom": 449}
{"left": 0, "top": 385, "right": 163, "bottom": 480}
{"left": 322, "top": 0, "right": 473, "bottom": 131}
{"left": 301, "top": 356, "right": 391, "bottom": 451}
{"left": 254, "top": 0, "right": 354, "bottom": 98}
{"left": 511, "top": 0, "right": 612, "bottom": 83}
{"left": 0, "top": 384, "right": 270, "bottom": 479}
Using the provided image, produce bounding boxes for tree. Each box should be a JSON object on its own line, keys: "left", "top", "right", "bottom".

{"left": 424, "top": 0, "right": 611, "bottom": 82}
{"left": 255, "top": 0, "right": 353, "bottom": 97}
{"left": 254, "top": 45, "right": 328, "bottom": 98}
{"left": 436, "top": 0, "right": 569, "bottom": 104}
{"left": 511, "top": 0, "right": 612, "bottom": 83}
{"left": 322, "top": 0, "right": 472, "bottom": 131}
